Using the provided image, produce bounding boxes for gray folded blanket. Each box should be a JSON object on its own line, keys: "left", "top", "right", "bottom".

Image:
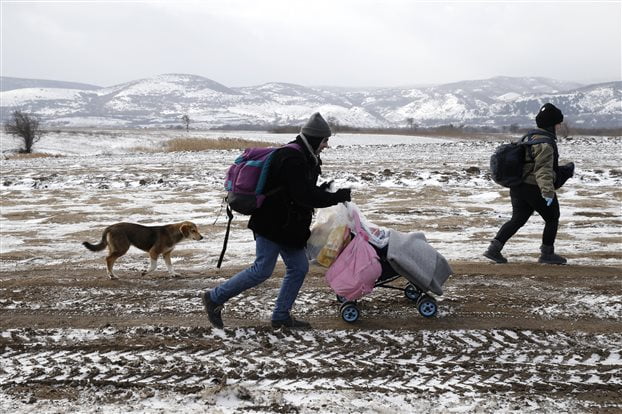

{"left": 386, "top": 229, "right": 453, "bottom": 296}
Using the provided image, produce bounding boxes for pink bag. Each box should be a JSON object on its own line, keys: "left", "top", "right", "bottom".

{"left": 325, "top": 209, "right": 382, "bottom": 301}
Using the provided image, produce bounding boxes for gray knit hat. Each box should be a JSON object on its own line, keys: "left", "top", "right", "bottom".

{"left": 301, "top": 112, "right": 332, "bottom": 138}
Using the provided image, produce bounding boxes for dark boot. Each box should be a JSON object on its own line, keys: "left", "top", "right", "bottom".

{"left": 271, "top": 316, "right": 312, "bottom": 329}
{"left": 538, "top": 245, "right": 567, "bottom": 265}
{"left": 483, "top": 239, "right": 508, "bottom": 263}
{"left": 199, "top": 290, "right": 224, "bottom": 328}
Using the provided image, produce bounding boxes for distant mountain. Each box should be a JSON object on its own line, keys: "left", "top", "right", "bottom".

{"left": 0, "top": 76, "right": 101, "bottom": 92}
{"left": 1, "top": 74, "right": 620, "bottom": 129}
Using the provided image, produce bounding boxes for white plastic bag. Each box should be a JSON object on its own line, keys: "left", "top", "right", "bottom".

{"left": 344, "top": 203, "right": 390, "bottom": 248}
{"left": 308, "top": 202, "right": 390, "bottom": 265}
{"left": 307, "top": 203, "right": 352, "bottom": 265}
{"left": 316, "top": 224, "right": 351, "bottom": 267}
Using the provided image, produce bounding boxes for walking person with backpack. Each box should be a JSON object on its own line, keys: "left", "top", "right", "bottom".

{"left": 484, "top": 103, "right": 574, "bottom": 265}
{"left": 200, "top": 112, "right": 351, "bottom": 329}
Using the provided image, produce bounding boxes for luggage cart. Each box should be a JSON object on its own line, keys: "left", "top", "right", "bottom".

{"left": 335, "top": 244, "right": 441, "bottom": 323}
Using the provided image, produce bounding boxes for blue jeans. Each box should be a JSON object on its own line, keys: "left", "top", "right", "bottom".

{"left": 210, "top": 235, "right": 309, "bottom": 321}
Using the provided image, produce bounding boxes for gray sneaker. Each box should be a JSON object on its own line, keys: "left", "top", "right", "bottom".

{"left": 199, "top": 290, "right": 224, "bottom": 328}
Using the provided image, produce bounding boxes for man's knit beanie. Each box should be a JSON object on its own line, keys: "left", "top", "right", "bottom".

{"left": 301, "top": 112, "right": 332, "bottom": 140}
{"left": 536, "top": 103, "right": 564, "bottom": 128}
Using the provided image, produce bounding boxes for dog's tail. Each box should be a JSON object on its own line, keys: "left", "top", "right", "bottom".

{"left": 83, "top": 229, "right": 109, "bottom": 252}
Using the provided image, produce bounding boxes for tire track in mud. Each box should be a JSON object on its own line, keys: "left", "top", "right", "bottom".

{"left": 2, "top": 326, "right": 620, "bottom": 396}
{"left": 3, "top": 266, "right": 621, "bottom": 323}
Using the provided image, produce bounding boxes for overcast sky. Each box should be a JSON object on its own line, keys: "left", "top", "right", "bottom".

{"left": 1, "top": 0, "right": 620, "bottom": 88}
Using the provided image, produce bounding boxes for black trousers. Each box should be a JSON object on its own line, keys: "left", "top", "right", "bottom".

{"left": 494, "top": 183, "right": 560, "bottom": 247}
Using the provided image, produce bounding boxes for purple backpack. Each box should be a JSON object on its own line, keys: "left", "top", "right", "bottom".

{"left": 218, "top": 142, "right": 301, "bottom": 268}
{"left": 224, "top": 143, "right": 301, "bottom": 215}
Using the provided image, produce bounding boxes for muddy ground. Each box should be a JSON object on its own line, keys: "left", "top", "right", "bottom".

{"left": 1, "top": 260, "right": 621, "bottom": 413}
{"left": 1, "top": 134, "right": 621, "bottom": 412}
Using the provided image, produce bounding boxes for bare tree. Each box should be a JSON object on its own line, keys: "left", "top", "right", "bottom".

{"left": 405, "top": 117, "right": 414, "bottom": 129}
{"left": 4, "top": 110, "right": 44, "bottom": 153}
{"left": 326, "top": 115, "right": 340, "bottom": 133}
{"left": 181, "top": 114, "right": 191, "bottom": 132}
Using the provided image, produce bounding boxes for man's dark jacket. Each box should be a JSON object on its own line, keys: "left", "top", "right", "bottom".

{"left": 248, "top": 136, "right": 344, "bottom": 248}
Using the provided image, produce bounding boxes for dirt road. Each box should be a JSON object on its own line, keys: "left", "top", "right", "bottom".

{"left": 1, "top": 261, "right": 621, "bottom": 413}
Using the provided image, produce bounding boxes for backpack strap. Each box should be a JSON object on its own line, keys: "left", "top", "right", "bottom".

{"left": 260, "top": 143, "right": 304, "bottom": 198}
{"left": 520, "top": 129, "right": 556, "bottom": 144}
{"left": 520, "top": 130, "right": 557, "bottom": 162}
{"left": 216, "top": 203, "right": 234, "bottom": 269}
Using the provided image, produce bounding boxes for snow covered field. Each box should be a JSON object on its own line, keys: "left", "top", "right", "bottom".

{"left": 1, "top": 129, "right": 620, "bottom": 270}
{"left": 1, "top": 129, "right": 621, "bottom": 413}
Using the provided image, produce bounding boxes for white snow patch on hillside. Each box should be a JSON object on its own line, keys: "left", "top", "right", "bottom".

{"left": 1, "top": 88, "right": 85, "bottom": 105}
{"left": 497, "top": 92, "right": 521, "bottom": 101}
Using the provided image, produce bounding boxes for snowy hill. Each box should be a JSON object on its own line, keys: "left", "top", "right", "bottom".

{"left": 0, "top": 74, "right": 619, "bottom": 128}
{"left": 0, "top": 76, "right": 101, "bottom": 92}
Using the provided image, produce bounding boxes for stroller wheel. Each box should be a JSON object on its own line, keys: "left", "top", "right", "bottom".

{"left": 336, "top": 295, "right": 347, "bottom": 303}
{"left": 417, "top": 296, "right": 438, "bottom": 318}
{"left": 404, "top": 284, "right": 421, "bottom": 301}
{"left": 340, "top": 302, "right": 360, "bottom": 323}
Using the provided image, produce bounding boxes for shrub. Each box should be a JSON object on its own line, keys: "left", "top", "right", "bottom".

{"left": 5, "top": 152, "right": 62, "bottom": 160}
{"left": 4, "top": 110, "right": 44, "bottom": 153}
{"left": 163, "top": 137, "right": 278, "bottom": 152}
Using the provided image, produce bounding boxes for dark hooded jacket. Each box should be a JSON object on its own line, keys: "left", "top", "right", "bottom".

{"left": 248, "top": 135, "right": 344, "bottom": 247}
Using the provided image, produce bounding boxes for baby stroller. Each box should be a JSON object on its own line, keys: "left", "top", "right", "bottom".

{"left": 337, "top": 230, "right": 452, "bottom": 323}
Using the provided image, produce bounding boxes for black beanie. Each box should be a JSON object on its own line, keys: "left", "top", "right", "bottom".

{"left": 301, "top": 112, "right": 332, "bottom": 139}
{"left": 536, "top": 103, "right": 564, "bottom": 128}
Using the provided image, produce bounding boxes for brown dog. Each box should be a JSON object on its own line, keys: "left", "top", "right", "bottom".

{"left": 83, "top": 221, "right": 203, "bottom": 279}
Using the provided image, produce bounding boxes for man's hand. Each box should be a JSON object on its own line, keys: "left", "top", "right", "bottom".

{"left": 319, "top": 180, "right": 334, "bottom": 191}
{"left": 335, "top": 188, "right": 351, "bottom": 203}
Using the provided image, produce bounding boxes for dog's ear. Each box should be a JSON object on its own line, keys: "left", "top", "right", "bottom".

{"left": 180, "top": 224, "right": 190, "bottom": 237}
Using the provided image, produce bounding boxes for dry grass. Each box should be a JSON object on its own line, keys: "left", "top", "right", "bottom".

{"left": 164, "top": 137, "right": 278, "bottom": 152}
{"left": 4, "top": 152, "right": 63, "bottom": 160}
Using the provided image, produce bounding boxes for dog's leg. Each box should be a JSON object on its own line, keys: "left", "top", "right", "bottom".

{"left": 106, "top": 255, "right": 119, "bottom": 280}
{"left": 142, "top": 248, "right": 160, "bottom": 276}
{"left": 106, "top": 231, "right": 129, "bottom": 280}
{"left": 141, "top": 254, "right": 158, "bottom": 276}
{"left": 163, "top": 251, "right": 181, "bottom": 277}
